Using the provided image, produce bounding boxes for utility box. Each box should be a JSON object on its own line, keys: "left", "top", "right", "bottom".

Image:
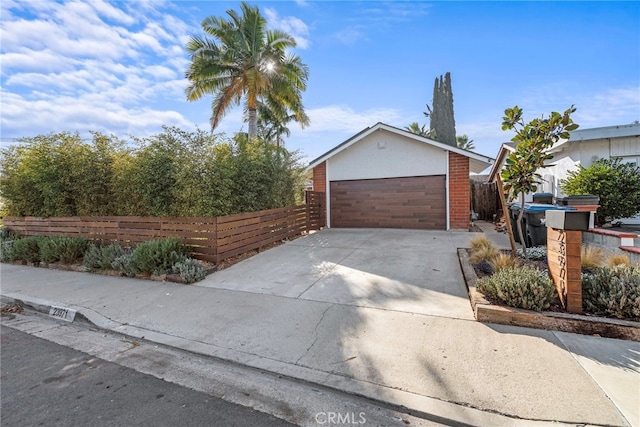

{"left": 545, "top": 210, "right": 590, "bottom": 231}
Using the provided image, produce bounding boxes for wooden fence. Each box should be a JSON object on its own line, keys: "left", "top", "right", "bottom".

{"left": 471, "top": 181, "right": 499, "bottom": 221}
{"left": 4, "top": 192, "right": 326, "bottom": 264}
{"left": 306, "top": 190, "right": 326, "bottom": 230}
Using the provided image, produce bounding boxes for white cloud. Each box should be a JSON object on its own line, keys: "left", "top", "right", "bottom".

{"left": 302, "top": 105, "right": 402, "bottom": 133}
{"left": 264, "top": 8, "right": 311, "bottom": 49}
{"left": 0, "top": 90, "right": 192, "bottom": 138}
{"left": 88, "top": 0, "right": 136, "bottom": 25}
{"left": 574, "top": 86, "right": 640, "bottom": 126}
{"left": 0, "top": 50, "right": 76, "bottom": 72}
{"left": 334, "top": 27, "right": 366, "bottom": 47}
{"left": 0, "top": 0, "right": 196, "bottom": 140}
{"left": 144, "top": 65, "right": 178, "bottom": 80}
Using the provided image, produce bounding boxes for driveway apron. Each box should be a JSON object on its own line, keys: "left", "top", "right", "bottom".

{"left": 196, "top": 228, "right": 475, "bottom": 320}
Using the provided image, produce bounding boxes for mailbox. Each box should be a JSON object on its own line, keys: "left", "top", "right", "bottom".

{"left": 545, "top": 210, "right": 590, "bottom": 231}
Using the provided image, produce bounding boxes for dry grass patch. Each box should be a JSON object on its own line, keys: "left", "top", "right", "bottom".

{"left": 581, "top": 246, "right": 606, "bottom": 269}
{"left": 607, "top": 253, "right": 631, "bottom": 268}
{"left": 490, "top": 253, "right": 520, "bottom": 272}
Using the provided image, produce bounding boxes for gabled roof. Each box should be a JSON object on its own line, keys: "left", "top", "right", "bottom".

{"left": 548, "top": 122, "right": 640, "bottom": 154}
{"left": 488, "top": 142, "right": 516, "bottom": 182}
{"left": 570, "top": 122, "right": 640, "bottom": 141}
{"left": 488, "top": 122, "right": 640, "bottom": 182}
{"left": 308, "top": 122, "right": 494, "bottom": 174}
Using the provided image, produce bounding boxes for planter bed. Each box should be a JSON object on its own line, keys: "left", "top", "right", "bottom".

{"left": 6, "top": 260, "right": 217, "bottom": 285}
{"left": 458, "top": 248, "right": 640, "bottom": 341}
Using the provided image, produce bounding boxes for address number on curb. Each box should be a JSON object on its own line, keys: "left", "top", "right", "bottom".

{"left": 49, "top": 306, "right": 76, "bottom": 322}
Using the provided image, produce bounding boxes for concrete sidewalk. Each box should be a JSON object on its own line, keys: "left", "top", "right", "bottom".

{"left": 1, "top": 228, "right": 638, "bottom": 426}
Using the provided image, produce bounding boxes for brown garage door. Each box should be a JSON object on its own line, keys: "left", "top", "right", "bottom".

{"left": 330, "top": 175, "right": 446, "bottom": 229}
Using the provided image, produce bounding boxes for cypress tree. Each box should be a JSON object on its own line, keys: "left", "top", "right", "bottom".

{"left": 429, "top": 72, "right": 457, "bottom": 147}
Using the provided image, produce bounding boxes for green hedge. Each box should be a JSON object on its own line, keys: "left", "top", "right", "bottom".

{"left": 0, "top": 127, "right": 305, "bottom": 218}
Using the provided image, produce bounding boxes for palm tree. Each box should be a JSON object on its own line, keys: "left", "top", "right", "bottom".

{"left": 257, "top": 104, "right": 292, "bottom": 148}
{"left": 185, "top": 2, "right": 309, "bottom": 139}
{"left": 256, "top": 91, "right": 309, "bottom": 148}
{"left": 404, "top": 122, "right": 433, "bottom": 138}
{"left": 456, "top": 134, "right": 475, "bottom": 150}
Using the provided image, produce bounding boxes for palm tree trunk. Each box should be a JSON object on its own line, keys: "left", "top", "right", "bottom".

{"left": 248, "top": 108, "right": 257, "bottom": 140}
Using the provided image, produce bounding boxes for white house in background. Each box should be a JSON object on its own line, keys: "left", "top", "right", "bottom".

{"left": 489, "top": 122, "right": 640, "bottom": 224}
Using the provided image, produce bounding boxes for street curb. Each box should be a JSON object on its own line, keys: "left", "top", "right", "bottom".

{"left": 458, "top": 249, "right": 640, "bottom": 341}
{"left": 1, "top": 291, "right": 577, "bottom": 427}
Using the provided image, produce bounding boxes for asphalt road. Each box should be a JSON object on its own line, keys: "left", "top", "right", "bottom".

{"left": 0, "top": 325, "right": 294, "bottom": 427}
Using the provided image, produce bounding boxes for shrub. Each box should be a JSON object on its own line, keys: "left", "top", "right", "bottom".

{"left": 582, "top": 265, "right": 640, "bottom": 321}
{"left": 172, "top": 258, "right": 206, "bottom": 284}
{"left": 39, "top": 236, "right": 89, "bottom": 264}
{"left": 12, "top": 236, "right": 44, "bottom": 263}
{"left": 581, "top": 246, "right": 605, "bottom": 269}
{"left": 477, "top": 265, "right": 555, "bottom": 311}
{"left": 131, "top": 238, "right": 187, "bottom": 275}
{"left": 469, "top": 245, "right": 499, "bottom": 264}
{"left": 560, "top": 158, "right": 640, "bottom": 225}
{"left": 0, "top": 228, "right": 19, "bottom": 240}
{"left": 517, "top": 246, "right": 546, "bottom": 261}
{"left": 607, "top": 253, "right": 630, "bottom": 268}
{"left": 84, "top": 242, "right": 126, "bottom": 271}
{"left": 0, "top": 128, "right": 305, "bottom": 218}
{"left": 111, "top": 251, "right": 137, "bottom": 277}
{"left": 0, "top": 229, "right": 19, "bottom": 262}
{"left": 83, "top": 244, "right": 102, "bottom": 270}
{"left": 0, "top": 239, "right": 16, "bottom": 262}
{"left": 38, "top": 237, "right": 59, "bottom": 263}
{"left": 469, "top": 235, "right": 495, "bottom": 252}
{"left": 490, "top": 253, "right": 520, "bottom": 272}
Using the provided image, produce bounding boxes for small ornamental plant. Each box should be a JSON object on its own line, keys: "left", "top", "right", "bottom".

{"left": 582, "top": 265, "right": 640, "bottom": 321}
{"left": 477, "top": 265, "right": 555, "bottom": 312}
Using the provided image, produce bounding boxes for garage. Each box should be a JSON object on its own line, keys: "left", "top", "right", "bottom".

{"left": 308, "top": 123, "right": 493, "bottom": 231}
{"left": 330, "top": 176, "right": 446, "bottom": 229}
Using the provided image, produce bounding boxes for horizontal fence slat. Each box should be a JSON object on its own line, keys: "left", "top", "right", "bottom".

{"left": 4, "top": 203, "right": 316, "bottom": 266}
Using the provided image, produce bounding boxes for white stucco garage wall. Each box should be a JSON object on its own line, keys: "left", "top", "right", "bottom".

{"left": 328, "top": 129, "right": 447, "bottom": 181}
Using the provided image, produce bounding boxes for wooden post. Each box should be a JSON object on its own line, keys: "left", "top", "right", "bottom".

{"left": 547, "top": 227, "right": 582, "bottom": 313}
{"left": 306, "top": 191, "right": 312, "bottom": 231}
{"left": 495, "top": 175, "right": 518, "bottom": 256}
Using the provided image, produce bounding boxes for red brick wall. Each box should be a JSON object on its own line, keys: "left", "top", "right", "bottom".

{"left": 448, "top": 152, "right": 470, "bottom": 230}
{"left": 313, "top": 162, "right": 326, "bottom": 193}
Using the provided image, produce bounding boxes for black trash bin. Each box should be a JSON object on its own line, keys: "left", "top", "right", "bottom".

{"left": 525, "top": 204, "right": 575, "bottom": 246}
{"left": 509, "top": 203, "right": 575, "bottom": 246}
{"left": 532, "top": 193, "right": 553, "bottom": 204}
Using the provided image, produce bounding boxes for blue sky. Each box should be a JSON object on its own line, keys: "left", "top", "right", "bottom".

{"left": 1, "top": 0, "right": 639, "bottom": 164}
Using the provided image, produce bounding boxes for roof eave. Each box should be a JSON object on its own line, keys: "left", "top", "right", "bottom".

{"left": 307, "top": 122, "right": 494, "bottom": 172}
{"left": 488, "top": 143, "right": 516, "bottom": 182}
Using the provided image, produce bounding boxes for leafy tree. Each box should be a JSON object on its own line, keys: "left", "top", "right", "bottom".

{"left": 426, "top": 72, "right": 456, "bottom": 146}
{"left": 185, "top": 1, "right": 309, "bottom": 139}
{"left": 456, "top": 134, "right": 475, "bottom": 151}
{"left": 501, "top": 105, "right": 578, "bottom": 258}
{"left": 560, "top": 158, "right": 640, "bottom": 225}
{"left": 404, "top": 122, "right": 432, "bottom": 138}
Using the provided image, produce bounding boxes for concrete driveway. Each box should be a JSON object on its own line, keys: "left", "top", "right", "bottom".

{"left": 197, "top": 228, "right": 507, "bottom": 320}
{"left": 3, "top": 227, "right": 634, "bottom": 425}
